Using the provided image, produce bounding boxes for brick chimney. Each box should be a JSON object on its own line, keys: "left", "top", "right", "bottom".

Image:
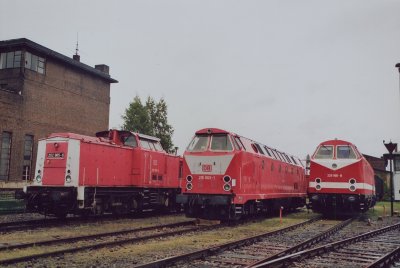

{"left": 95, "top": 64, "right": 109, "bottom": 74}
{"left": 73, "top": 54, "right": 80, "bottom": 62}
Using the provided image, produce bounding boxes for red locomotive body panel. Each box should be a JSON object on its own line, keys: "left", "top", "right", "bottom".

{"left": 177, "top": 128, "right": 307, "bottom": 220}
{"left": 308, "top": 139, "right": 376, "bottom": 214}
{"left": 25, "top": 130, "right": 181, "bottom": 217}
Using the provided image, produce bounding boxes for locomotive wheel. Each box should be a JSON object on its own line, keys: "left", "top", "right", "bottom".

{"left": 94, "top": 204, "right": 104, "bottom": 215}
{"left": 132, "top": 198, "right": 143, "bottom": 213}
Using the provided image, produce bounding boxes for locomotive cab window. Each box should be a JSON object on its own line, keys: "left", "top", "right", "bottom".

{"left": 123, "top": 135, "right": 138, "bottom": 147}
{"left": 336, "top": 146, "right": 356, "bottom": 159}
{"left": 315, "top": 145, "right": 333, "bottom": 159}
{"left": 210, "top": 134, "right": 233, "bottom": 151}
{"left": 154, "top": 142, "right": 164, "bottom": 151}
{"left": 139, "top": 139, "right": 152, "bottom": 150}
{"left": 187, "top": 135, "right": 209, "bottom": 152}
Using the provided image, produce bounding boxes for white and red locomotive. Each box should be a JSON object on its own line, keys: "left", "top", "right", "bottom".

{"left": 176, "top": 128, "right": 307, "bottom": 220}
{"left": 308, "top": 139, "right": 376, "bottom": 214}
{"left": 24, "top": 129, "right": 182, "bottom": 217}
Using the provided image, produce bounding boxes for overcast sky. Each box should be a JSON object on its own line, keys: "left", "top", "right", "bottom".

{"left": 1, "top": 1, "right": 400, "bottom": 159}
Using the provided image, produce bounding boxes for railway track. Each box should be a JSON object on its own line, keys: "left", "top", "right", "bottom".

{"left": 0, "top": 211, "right": 181, "bottom": 233}
{"left": 135, "top": 216, "right": 329, "bottom": 268}
{"left": 0, "top": 214, "right": 298, "bottom": 266}
{"left": 253, "top": 221, "right": 400, "bottom": 268}
{"left": 0, "top": 219, "right": 203, "bottom": 265}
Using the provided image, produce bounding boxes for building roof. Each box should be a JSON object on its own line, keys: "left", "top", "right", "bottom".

{"left": 363, "top": 154, "right": 388, "bottom": 172}
{"left": 0, "top": 38, "right": 118, "bottom": 83}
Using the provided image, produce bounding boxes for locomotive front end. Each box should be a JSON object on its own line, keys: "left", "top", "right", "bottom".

{"left": 24, "top": 135, "right": 80, "bottom": 217}
{"left": 177, "top": 128, "right": 239, "bottom": 220}
{"left": 308, "top": 140, "right": 375, "bottom": 214}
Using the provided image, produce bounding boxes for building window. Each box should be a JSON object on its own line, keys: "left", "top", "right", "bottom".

{"left": 25, "top": 52, "right": 46, "bottom": 74}
{"left": 0, "top": 132, "right": 12, "bottom": 181}
{"left": 0, "top": 51, "right": 22, "bottom": 69}
{"left": 22, "top": 135, "right": 34, "bottom": 181}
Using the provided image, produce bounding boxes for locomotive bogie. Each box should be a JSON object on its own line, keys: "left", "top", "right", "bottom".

{"left": 308, "top": 193, "right": 376, "bottom": 214}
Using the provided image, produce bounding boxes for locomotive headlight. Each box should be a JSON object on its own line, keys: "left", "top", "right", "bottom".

{"left": 65, "top": 175, "right": 72, "bottom": 183}
{"left": 315, "top": 178, "right": 321, "bottom": 184}
{"left": 223, "top": 184, "right": 231, "bottom": 191}
{"left": 186, "top": 175, "right": 193, "bottom": 182}
{"left": 349, "top": 185, "right": 356, "bottom": 192}
{"left": 332, "top": 163, "right": 337, "bottom": 169}
{"left": 186, "top": 183, "right": 193, "bottom": 191}
{"left": 223, "top": 176, "right": 231, "bottom": 183}
{"left": 315, "top": 184, "right": 322, "bottom": 191}
{"left": 35, "top": 175, "right": 42, "bottom": 183}
{"left": 349, "top": 179, "right": 356, "bottom": 184}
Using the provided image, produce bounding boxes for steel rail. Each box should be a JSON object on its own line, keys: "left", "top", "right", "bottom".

{"left": 365, "top": 246, "right": 400, "bottom": 268}
{"left": 253, "top": 221, "right": 400, "bottom": 268}
{"left": 0, "top": 221, "right": 220, "bottom": 265}
{"left": 248, "top": 217, "right": 354, "bottom": 267}
{"left": 0, "top": 211, "right": 183, "bottom": 233}
{"left": 0, "top": 220, "right": 196, "bottom": 251}
{"left": 134, "top": 216, "right": 321, "bottom": 268}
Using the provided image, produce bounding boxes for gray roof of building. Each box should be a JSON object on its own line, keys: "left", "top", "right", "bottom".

{"left": 0, "top": 38, "right": 118, "bottom": 83}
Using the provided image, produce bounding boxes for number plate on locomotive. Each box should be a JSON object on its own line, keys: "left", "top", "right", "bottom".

{"left": 47, "top": 152, "right": 64, "bottom": 159}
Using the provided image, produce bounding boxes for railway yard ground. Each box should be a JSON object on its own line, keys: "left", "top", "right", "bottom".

{"left": 0, "top": 202, "right": 399, "bottom": 267}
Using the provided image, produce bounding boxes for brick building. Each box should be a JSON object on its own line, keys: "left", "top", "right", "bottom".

{"left": 363, "top": 154, "right": 390, "bottom": 182}
{"left": 0, "top": 38, "right": 117, "bottom": 188}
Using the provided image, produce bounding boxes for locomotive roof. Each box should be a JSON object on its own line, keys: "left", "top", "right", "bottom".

{"left": 319, "top": 139, "right": 355, "bottom": 146}
{"left": 195, "top": 128, "right": 230, "bottom": 135}
{"left": 193, "top": 128, "right": 302, "bottom": 166}
{"left": 45, "top": 133, "right": 100, "bottom": 143}
{"left": 46, "top": 130, "right": 161, "bottom": 144}
{"left": 137, "top": 133, "right": 160, "bottom": 142}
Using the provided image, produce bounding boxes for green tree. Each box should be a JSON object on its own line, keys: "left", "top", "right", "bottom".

{"left": 121, "top": 96, "right": 152, "bottom": 134}
{"left": 122, "top": 95, "right": 175, "bottom": 153}
{"left": 147, "top": 98, "right": 174, "bottom": 153}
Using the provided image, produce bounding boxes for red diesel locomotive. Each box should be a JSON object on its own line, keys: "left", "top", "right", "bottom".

{"left": 308, "top": 139, "right": 376, "bottom": 214}
{"left": 176, "top": 128, "right": 307, "bottom": 220}
{"left": 24, "top": 129, "right": 182, "bottom": 217}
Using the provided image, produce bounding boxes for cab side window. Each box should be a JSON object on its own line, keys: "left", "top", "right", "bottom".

{"left": 123, "top": 135, "right": 138, "bottom": 147}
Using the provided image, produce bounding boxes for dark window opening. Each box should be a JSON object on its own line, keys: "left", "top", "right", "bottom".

{"left": 235, "top": 137, "right": 245, "bottom": 151}
{"left": 255, "top": 144, "right": 264, "bottom": 155}
{"left": 284, "top": 154, "right": 292, "bottom": 163}
{"left": 0, "top": 51, "right": 21, "bottom": 69}
{"left": 263, "top": 146, "right": 272, "bottom": 157}
{"left": 25, "top": 51, "right": 46, "bottom": 74}
{"left": 251, "top": 143, "right": 258, "bottom": 153}
{"left": 22, "top": 135, "right": 34, "bottom": 180}
{"left": 0, "top": 132, "right": 12, "bottom": 181}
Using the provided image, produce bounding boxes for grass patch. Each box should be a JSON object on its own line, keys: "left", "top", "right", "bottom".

{"left": 367, "top": 201, "right": 400, "bottom": 219}
{"left": 0, "top": 215, "right": 189, "bottom": 245}
{"left": 67, "top": 210, "right": 321, "bottom": 266}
